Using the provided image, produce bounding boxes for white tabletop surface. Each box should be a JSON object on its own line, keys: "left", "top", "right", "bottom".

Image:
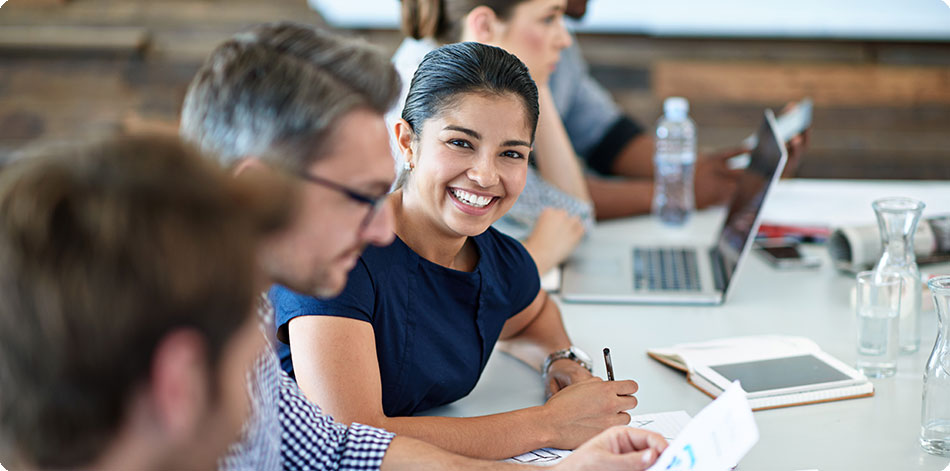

{"left": 309, "top": 0, "right": 950, "bottom": 41}
{"left": 423, "top": 179, "right": 950, "bottom": 470}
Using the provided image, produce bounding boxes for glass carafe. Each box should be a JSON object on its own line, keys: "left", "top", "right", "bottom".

{"left": 872, "top": 197, "right": 925, "bottom": 353}
{"left": 920, "top": 276, "right": 950, "bottom": 456}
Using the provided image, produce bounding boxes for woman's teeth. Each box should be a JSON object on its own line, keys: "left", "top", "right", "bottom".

{"left": 451, "top": 188, "right": 492, "bottom": 208}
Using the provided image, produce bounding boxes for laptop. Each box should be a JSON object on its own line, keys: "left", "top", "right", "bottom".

{"left": 560, "top": 109, "right": 787, "bottom": 305}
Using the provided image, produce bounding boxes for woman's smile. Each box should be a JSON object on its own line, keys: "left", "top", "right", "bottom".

{"left": 448, "top": 187, "right": 500, "bottom": 215}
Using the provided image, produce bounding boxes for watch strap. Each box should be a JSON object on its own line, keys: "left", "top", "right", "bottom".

{"left": 542, "top": 347, "right": 593, "bottom": 375}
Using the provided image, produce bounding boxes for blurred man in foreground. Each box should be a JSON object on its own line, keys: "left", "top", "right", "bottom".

{"left": 0, "top": 135, "right": 290, "bottom": 470}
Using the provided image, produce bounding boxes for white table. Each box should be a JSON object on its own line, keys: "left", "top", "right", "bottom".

{"left": 424, "top": 179, "right": 950, "bottom": 470}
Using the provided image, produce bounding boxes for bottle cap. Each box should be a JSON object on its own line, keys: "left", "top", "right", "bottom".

{"left": 663, "top": 97, "right": 689, "bottom": 120}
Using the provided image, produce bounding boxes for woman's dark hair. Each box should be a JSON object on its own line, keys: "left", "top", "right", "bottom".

{"left": 401, "top": 41, "right": 540, "bottom": 143}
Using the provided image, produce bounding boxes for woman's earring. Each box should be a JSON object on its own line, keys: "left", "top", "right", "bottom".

{"left": 403, "top": 160, "right": 413, "bottom": 172}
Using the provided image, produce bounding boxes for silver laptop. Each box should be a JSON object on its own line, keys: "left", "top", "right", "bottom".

{"left": 560, "top": 110, "right": 787, "bottom": 305}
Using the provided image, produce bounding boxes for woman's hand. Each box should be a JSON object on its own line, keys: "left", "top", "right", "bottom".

{"left": 541, "top": 377, "right": 639, "bottom": 450}
{"left": 544, "top": 358, "right": 595, "bottom": 398}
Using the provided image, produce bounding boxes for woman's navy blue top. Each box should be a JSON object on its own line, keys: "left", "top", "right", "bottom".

{"left": 270, "top": 227, "right": 540, "bottom": 416}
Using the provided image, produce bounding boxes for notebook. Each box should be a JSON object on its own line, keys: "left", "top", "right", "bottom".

{"left": 648, "top": 336, "right": 874, "bottom": 411}
{"left": 559, "top": 109, "right": 787, "bottom": 304}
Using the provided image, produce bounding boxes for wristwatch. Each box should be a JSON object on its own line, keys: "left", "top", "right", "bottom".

{"left": 542, "top": 346, "right": 593, "bottom": 376}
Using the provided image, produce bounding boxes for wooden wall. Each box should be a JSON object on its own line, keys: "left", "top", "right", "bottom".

{"left": 0, "top": 0, "right": 326, "bottom": 158}
{"left": 573, "top": 34, "right": 950, "bottom": 180}
{"left": 1, "top": 0, "right": 948, "bottom": 179}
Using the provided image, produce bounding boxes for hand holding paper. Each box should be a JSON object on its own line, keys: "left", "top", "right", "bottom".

{"left": 506, "top": 411, "right": 689, "bottom": 467}
{"left": 647, "top": 381, "right": 759, "bottom": 471}
{"left": 507, "top": 384, "right": 758, "bottom": 471}
{"left": 556, "top": 426, "right": 668, "bottom": 471}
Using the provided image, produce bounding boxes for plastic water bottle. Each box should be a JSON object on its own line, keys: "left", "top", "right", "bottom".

{"left": 652, "top": 97, "right": 696, "bottom": 226}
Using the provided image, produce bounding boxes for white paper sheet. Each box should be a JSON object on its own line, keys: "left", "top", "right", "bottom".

{"left": 647, "top": 381, "right": 759, "bottom": 471}
{"left": 628, "top": 410, "right": 693, "bottom": 441}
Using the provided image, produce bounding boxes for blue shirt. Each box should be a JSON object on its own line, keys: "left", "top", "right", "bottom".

{"left": 271, "top": 227, "right": 540, "bottom": 416}
{"left": 548, "top": 37, "right": 644, "bottom": 175}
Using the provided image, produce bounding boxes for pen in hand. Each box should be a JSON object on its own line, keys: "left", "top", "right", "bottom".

{"left": 603, "top": 347, "right": 615, "bottom": 381}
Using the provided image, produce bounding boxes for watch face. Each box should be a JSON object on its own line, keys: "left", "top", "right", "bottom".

{"left": 570, "top": 346, "right": 592, "bottom": 364}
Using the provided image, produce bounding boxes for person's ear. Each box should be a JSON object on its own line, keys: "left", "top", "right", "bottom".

{"left": 232, "top": 157, "right": 268, "bottom": 178}
{"left": 463, "top": 5, "right": 502, "bottom": 43}
{"left": 395, "top": 119, "right": 416, "bottom": 169}
{"left": 150, "top": 328, "right": 211, "bottom": 440}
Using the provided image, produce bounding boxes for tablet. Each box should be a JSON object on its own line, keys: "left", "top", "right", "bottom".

{"left": 693, "top": 352, "right": 866, "bottom": 398}
{"left": 729, "top": 98, "right": 813, "bottom": 169}
{"left": 742, "top": 98, "right": 813, "bottom": 149}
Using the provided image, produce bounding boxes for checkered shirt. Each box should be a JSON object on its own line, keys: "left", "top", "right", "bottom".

{"left": 219, "top": 295, "right": 394, "bottom": 471}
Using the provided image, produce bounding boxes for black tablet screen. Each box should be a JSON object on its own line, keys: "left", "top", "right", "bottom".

{"left": 709, "top": 354, "right": 852, "bottom": 393}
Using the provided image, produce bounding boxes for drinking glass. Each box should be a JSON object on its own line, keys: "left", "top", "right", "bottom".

{"left": 855, "top": 270, "right": 902, "bottom": 378}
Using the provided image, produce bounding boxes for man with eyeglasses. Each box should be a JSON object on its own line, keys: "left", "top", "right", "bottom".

{"left": 180, "top": 21, "right": 665, "bottom": 471}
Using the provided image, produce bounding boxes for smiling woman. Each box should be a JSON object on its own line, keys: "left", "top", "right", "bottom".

{"left": 387, "top": 0, "right": 593, "bottom": 276}
{"left": 394, "top": 40, "right": 538, "bottom": 246}
{"left": 398, "top": 76, "right": 532, "bottom": 251}
{"left": 270, "top": 42, "right": 639, "bottom": 460}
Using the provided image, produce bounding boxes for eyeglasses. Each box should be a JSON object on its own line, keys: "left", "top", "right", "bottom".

{"left": 295, "top": 172, "right": 388, "bottom": 230}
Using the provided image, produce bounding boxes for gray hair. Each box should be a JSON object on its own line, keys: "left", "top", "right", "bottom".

{"left": 180, "top": 22, "right": 401, "bottom": 172}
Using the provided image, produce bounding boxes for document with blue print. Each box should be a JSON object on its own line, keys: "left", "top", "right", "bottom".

{"left": 505, "top": 381, "right": 757, "bottom": 469}
{"left": 647, "top": 381, "right": 758, "bottom": 471}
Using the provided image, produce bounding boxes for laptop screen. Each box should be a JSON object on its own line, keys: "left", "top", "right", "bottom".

{"left": 715, "top": 110, "right": 787, "bottom": 287}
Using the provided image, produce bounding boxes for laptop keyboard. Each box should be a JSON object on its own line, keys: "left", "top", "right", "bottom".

{"left": 633, "top": 247, "right": 702, "bottom": 291}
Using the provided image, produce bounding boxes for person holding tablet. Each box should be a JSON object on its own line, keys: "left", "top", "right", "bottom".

{"left": 272, "top": 41, "right": 639, "bottom": 460}
{"left": 553, "top": 0, "right": 810, "bottom": 219}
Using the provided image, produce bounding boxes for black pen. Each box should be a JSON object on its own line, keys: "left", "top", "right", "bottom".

{"left": 603, "top": 347, "right": 615, "bottom": 381}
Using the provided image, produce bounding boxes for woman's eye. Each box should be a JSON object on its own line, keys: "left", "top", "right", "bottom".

{"left": 449, "top": 139, "right": 472, "bottom": 149}
{"left": 502, "top": 150, "right": 525, "bottom": 159}
{"left": 543, "top": 15, "right": 557, "bottom": 24}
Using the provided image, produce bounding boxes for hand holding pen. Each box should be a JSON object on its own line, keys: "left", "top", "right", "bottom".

{"left": 603, "top": 347, "right": 615, "bottom": 381}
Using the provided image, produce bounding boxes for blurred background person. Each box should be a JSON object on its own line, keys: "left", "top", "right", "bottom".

{"left": 546, "top": 0, "right": 809, "bottom": 220}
